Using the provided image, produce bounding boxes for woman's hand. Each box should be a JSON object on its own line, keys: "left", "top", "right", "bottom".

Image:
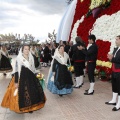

{"left": 15, "top": 83, "right": 18, "bottom": 88}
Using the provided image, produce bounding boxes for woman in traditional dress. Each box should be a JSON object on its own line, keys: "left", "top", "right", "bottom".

{"left": 47, "top": 45, "right": 73, "bottom": 96}
{"left": 1, "top": 45, "right": 46, "bottom": 113}
{"left": 30, "top": 45, "right": 39, "bottom": 68}
{"left": 48, "top": 43, "right": 52, "bottom": 66}
{"left": 46, "top": 40, "right": 63, "bottom": 84}
{"left": 0, "top": 45, "right": 12, "bottom": 76}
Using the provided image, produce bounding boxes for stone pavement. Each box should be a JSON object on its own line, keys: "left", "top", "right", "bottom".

{"left": 0, "top": 55, "right": 120, "bottom": 120}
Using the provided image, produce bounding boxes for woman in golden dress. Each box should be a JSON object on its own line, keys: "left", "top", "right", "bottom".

{"left": 1, "top": 45, "right": 46, "bottom": 113}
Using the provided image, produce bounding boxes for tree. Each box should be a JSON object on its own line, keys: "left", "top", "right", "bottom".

{"left": 0, "top": 33, "right": 37, "bottom": 45}
{"left": 48, "top": 30, "right": 57, "bottom": 42}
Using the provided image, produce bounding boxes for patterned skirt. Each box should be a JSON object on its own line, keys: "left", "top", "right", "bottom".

{"left": 1, "top": 77, "right": 46, "bottom": 113}
{"left": 47, "top": 72, "right": 73, "bottom": 95}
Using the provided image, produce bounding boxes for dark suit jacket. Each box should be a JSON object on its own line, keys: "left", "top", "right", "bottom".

{"left": 82, "top": 43, "right": 98, "bottom": 62}
{"left": 71, "top": 43, "right": 86, "bottom": 61}
{"left": 112, "top": 47, "right": 120, "bottom": 69}
{"left": 64, "top": 45, "right": 70, "bottom": 54}
{"left": 43, "top": 46, "right": 49, "bottom": 56}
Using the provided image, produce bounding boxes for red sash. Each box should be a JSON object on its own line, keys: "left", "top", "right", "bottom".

{"left": 87, "top": 60, "right": 95, "bottom": 63}
{"left": 75, "top": 60, "right": 84, "bottom": 62}
{"left": 112, "top": 63, "right": 120, "bottom": 72}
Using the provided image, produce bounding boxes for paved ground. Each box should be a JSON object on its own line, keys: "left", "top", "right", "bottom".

{"left": 0, "top": 55, "right": 120, "bottom": 120}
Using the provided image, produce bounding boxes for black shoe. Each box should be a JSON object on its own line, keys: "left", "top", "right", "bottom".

{"left": 84, "top": 91, "right": 94, "bottom": 95}
{"left": 112, "top": 107, "right": 120, "bottom": 111}
{"left": 105, "top": 102, "right": 116, "bottom": 105}
{"left": 73, "top": 86, "right": 81, "bottom": 88}
{"left": 29, "top": 111, "right": 33, "bottom": 114}
{"left": 85, "top": 90, "right": 94, "bottom": 93}
{"left": 59, "top": 95, "right": 63, "bottom": 97}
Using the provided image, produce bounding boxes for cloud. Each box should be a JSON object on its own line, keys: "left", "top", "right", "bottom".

{"left": 0, "top": 0, "right": 66, "bottom": 15}
{"left": 0, "top": 0, "right": 67, "bottom": 40}
{"left": 27, "top": 0, "right": 66, "bottom": 15}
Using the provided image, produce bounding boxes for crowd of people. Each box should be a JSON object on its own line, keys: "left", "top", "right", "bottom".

{"left": 0, "top": 34, "right": 120, "bottom": 113}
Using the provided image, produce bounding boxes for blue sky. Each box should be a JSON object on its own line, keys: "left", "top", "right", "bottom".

{"left": 0, "top": 0, "right": 67, "bottom": 41}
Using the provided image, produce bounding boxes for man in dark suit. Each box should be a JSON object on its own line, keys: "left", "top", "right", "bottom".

{"left": 42, "top": 44, "right": 49, "bottom": 67}
{"left": 71, "top": 36, "right": 86, "bottom": 88}
{"left": 78, "top": 34, "right": 98, "bottom": 95}
{"left": 105, "top": 35, "right": 120, "bottom": 111}
{"left": 68, "top": 41, "right": 74, "bottom": 66}
{"left": 63, "top": 41, "right": 70, "bottom": 54}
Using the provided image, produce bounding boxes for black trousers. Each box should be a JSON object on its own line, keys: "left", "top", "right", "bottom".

{"left": 74, "top": 62, "right": 84, "bottom": 77}
{"left": 43, "top": 54, "right": 49, "bottom": 63}
{"left": 112, "top": 73, "right": 120, "bottom": 95}
{"left": 87, "top": 62, "right": 96, "bottom": 83}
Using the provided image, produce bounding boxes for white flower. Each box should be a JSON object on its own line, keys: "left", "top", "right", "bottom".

{"left": 70, "top": 15, "right": 85, "bottom": 44}
{"left": 91, "top": 11, "right": 120, "bottom": 53}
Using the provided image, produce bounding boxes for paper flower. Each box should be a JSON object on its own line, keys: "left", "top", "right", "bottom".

{"left": 96, "top": 60, "right": 102, "bottom": 66}
{"left": 68, "top": 66, "right": 74, "bottom": 72}
{"left": 36, "top": 73, "right": 44, "bottom": 80}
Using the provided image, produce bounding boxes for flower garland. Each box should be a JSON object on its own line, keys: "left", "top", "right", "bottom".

{"left": 86, "top": 0, "right": 112, "bottom": 18}
{"left": 91, "top": 11, "right": 120, "bottom": 53}
{"left": 96, "top": 60, "right": 112, "bottom": 68}
{"left": 70, "top": 15, "right": 85, "bottom": 43}
{"left": 89, "top": 0, "right": 111, "bottom": 10}
{"left": 68, "top": 0, "right": 90, "bottom": 41}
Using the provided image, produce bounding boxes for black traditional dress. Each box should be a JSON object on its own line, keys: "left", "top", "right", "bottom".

{"left": 30, "top": 49, "right": 39, "bottom": 68}
{"left": 0, "top": 50, "right": 12, "bottom": 72}
{"left": 1, "top": 49, "right": 46, "bottom": 113}
{"left": 47, "top": 51, "right": 73, "bottom": 95}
